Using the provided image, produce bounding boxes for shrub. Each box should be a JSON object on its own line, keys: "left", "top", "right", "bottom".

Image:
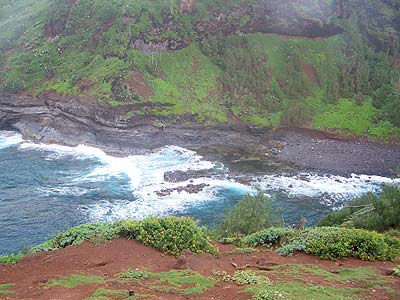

{"left": 318, "top": 193, "right": 376, "bottom": 227}
{"left": 276, "top": 227, "right": 340, "bottom": 256}
{"left": 243, "top": 228, "right": 291, "bottom": 247}
{"left": 215, "top": 192, "right": 280, "bottom": 237}
{"left": 306, "top": 228, "right": 400, "bottom": 261}
{"left": 32, "top": 223, "right": 119, "bottom": 252}
{"left": 213, "top": 270, "right": 268, "bottom": 285}
{"left": 318, "top": 186, "right": 400, "bottom": 231}
{"left": 392, "top": 265, "right": 400, "bottom": 277}
{"left": 232, "top": 270, "right": 268, "bottom": 285}
{"left": 0, "top": 253, "right": 25, "bottom": 264}
{"left": 32, "top": 217, "right": 217, "bottom": 256}
{"left": 251, "top": 287, "right": 289, "bottom": 300}
{"left": 113, "top": 219, "right": 140, "bottom": 239}
{"left": 243, "top": 226, "right": 400, "bottom": 261}
{"left": 373, "top": 185, "right": 400, "bottom": 230}
{"left": 135, "top": 216, "right": 217, "bottom": 256}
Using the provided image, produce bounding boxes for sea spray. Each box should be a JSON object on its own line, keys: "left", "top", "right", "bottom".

{"left": 0, "top": 130, "right": 399, "bottom": 254}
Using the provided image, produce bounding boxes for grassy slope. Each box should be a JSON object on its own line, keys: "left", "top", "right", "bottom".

{"left": 0, "top": 0, "right": 399, "bottom": 138}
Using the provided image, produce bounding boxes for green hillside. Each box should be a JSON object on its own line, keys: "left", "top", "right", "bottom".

{"left": 0, "top": 0, "right": 399, "bottom": 138}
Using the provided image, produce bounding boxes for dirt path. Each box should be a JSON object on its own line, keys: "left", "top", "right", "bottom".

{"left": 1, "top": 239, "right": 399, "bottom": 300}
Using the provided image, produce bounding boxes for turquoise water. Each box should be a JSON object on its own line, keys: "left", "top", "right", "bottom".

{"left": 1, "top": 131, "right": 398, "bottom": 255}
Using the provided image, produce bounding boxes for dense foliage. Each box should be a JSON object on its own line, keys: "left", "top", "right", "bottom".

{"left": 243, "top": 226, "right": 400, "bottom": 261}
{"left": 31, "top": 216, "right": 217, "bottom": 256}
{"left": 318, "top": 185, "right": 400, "bottom": 231}
{"left": 0, "top": 0, "right": 399, "bottom": 138}
{"left": 213, "top": 192, "right": 280, "bottom": 237}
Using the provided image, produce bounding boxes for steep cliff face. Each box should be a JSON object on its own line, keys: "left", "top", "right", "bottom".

{"left": 0, "top": 0, "right": 399, "bottom": 140}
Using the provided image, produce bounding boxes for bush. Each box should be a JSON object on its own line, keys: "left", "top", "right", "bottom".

{"left": 32, "top": 223, "right": 119, "bottom": 252}
{"left": 243, "top": 226, "right": 400, "bottom": 261}
{"left": 277, "top": 227, "right": 341, "bottom": 256}
{"left": 232, "top": 270, "right": 268, "bottom": 285}
{"left": 215, "top": 192, "right": 280, "bottom": 237}
{"left": 318, "top": 193, "right": 376, "bottom": 227}
{"left": 251, "top": 287, "right": 289, "bottom": 300}
{"left": 32, "top": 217, "right": 217, "bottom": 256}
{"left": 0, "top": 253, "right": 25, "bottom": 264}
{"left": 318, "top": 185, "right": 400, "bottom": 231}
{"left": 135, "top": 216, "right": 217, "bottom": 256}
{"left": 243, "top": 228, "right": 291, "bottom": 247}
{"left": 306, "top": 228, "right": 400, "bottom": 261}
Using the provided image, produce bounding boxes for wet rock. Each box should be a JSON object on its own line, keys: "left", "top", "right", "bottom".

{"left": 164, "top": 169, "right": 220, "bottom": 183}
{"left": 156, "top": 183, "right": 210, "bottom": 197}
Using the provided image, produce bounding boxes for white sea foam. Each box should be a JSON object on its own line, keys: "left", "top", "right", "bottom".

{"left": 8, "top": 133, "right": 399, "bottom": 220}
{"left": 0, "top": 131, "right": 23, "bottom": 149}
{"left": 37, "top": 186, "right": 90, "bottom": 197}
{"left": 252, "top": 173, "right": 400, "bottom": 208}
{"left": 82, "top": 178, "right": 253, "bottom": 221}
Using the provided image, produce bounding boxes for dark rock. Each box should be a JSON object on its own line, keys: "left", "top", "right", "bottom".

{"left": 156, "top": 183, "right": 210, "bottom": 197}
{"left": 164, "top": 169, "right": 220, "bottom": 183}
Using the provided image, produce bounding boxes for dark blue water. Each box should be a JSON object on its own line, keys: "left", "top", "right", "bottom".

{"left": 1, "top": 131, "right": 396, "bottom": 255}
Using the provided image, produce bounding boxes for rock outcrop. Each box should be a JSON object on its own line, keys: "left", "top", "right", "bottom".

{"left": 0, "top": 93, "right": 274, "bottom": 156}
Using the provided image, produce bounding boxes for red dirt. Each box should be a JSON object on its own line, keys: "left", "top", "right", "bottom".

{"left": 1, "top": 240, "right": 399, "bottom": 300}
{"left": 127, "top": 71, "right": 153, "bottom": 99}
{"left": 180, "top": 0, "right": 197, "bottom": 14}
{"left": 301, "top": 63, "right": 320, "bottom": 87}
{"left": 192, "top": 56, "right": 200, "bottom": 76}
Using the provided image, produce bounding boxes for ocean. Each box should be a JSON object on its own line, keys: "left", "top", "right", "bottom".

{"left": 0, "top": 130, "right": 398, "bottom": 255}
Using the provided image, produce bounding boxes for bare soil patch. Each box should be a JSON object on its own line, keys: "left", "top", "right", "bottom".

{"left": 127, "top": 71, "right": 153, "bottom": 99}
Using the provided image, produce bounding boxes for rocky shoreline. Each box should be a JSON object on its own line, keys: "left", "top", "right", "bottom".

{"left": 1, "top": 93, "right": 399, "bottom": 178}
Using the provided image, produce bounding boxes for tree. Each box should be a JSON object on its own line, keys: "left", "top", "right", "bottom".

{"left": 215, "top": 191, "right": 280, "bottom": 237}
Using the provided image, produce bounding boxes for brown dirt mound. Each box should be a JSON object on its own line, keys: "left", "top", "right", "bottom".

{"left": 127, "top": 71, "right": 153, "bottom": 99}
{"left": 1, "top": 240, "right": 399, "bottom": 300}
{"left": 301, "top": 63, "right": 320, "bottom": 86}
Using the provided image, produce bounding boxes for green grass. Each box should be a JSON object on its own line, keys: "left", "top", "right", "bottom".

{"left": 231, "top": 264, "right": 400, "bottom": 300}
{"left": 119, "top": 269, "right": 216, "bottom": 295}
{"left": 0, "top": 284, "right": 14, "bottom": 295}
{"left": 45, "top": 274, "right": 104, "bottom": 289}
{"left": 269, "top": 265, "right": 385, "bottom": 285}
{"left": 313, "top": 98, "right": 378, "bottom": 135}
{"left": 150, "top": 44, "right": 227, "bottom": 122}
{"left": 266, "top": 281, "right": 356, "bottom": 300}
{"left": 84, "top": 288, "right": 135, "bottom": 300}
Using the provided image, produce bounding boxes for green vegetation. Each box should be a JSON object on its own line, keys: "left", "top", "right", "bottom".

{"left": 0, "top": 284, "right": 14, "bottom": 295}
{"left": 242, "top": 226, "right": 400, "bottom": 261}
{"left": 119, "top": 269, "right": 216, "bottom": 295}
{"left": 214, "top": 192, "right": 281, "bottom": 238}
{"left": 318, "top": 185, "right": 400, "bottom": 231}
{"left": 261, "top": 263, "right": 400, "bottom": 299}
{"left": 45, "top": 274, "right": 104, "bottom": 289}
{"left": 0, "top": 0, "right": 399, "bottom": 137}
{"left": 270, "top": 265, "right": 384, "bottom": 284}
{"left": 213, "top": 270, "right": 268, "bottom": 285}
{"left": 32, "top": 216, "right": 217, "bottom": 256}
{"left": 84, "top": 288, "right": 134, "bottom": 300}
{"left": 0, "top": 252, "right": 25, "bottom": 264}
{"left": 32, "top": 222, "right": 120, "bottom": 252}
{"left": 213, "top": 270, "right": 289, "bottom": 300}
{"left": 243, "top": 264, "right": 399, "bottom": 300}
{"left": 133, "top": 216, "right": 217, "bottom": 256}
{"left": 5, "top": 190, "right": 396, "bottom": 263}
{"left": 253, "top": 281, "right": 353, "bottom": 300}
{"left": 392, "top": 265, "right": 400, "bottom": 277}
